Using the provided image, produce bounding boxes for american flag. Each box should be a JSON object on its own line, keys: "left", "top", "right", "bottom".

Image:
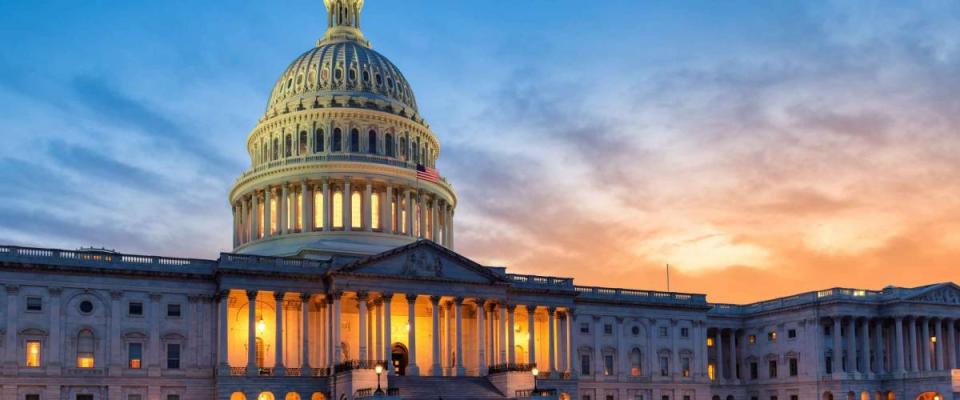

{"left": 416, "top": 164, "right": 440, "bottom": 183}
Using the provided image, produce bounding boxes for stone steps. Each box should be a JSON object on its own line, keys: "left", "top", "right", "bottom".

{"left": 388, "top": 375, "right": 506, "bottom": 399}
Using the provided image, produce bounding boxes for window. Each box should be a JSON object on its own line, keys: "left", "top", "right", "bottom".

{"left": 129, "top": 395, "right": 143, "bottom": 400}
{"left": 680, "top": 327, "right": 689, "bottom": 337}
{"left": 333, "top": 128, "right": 342, "bottom": 152}
{"left": 684, "top": 396, "right": 691, "bottom": 400}
{"left": 581, "top": 354, "right": 591, "bottom": 375}
{"left": 681, "top": 356, "right": 691, "bottom": 377}
{"left": 750, "top": 361, "right": 758, "bottom": 379}
{"left": 371, "top": 192, "right": 380, "bottom": 230}
{"left": 272, "top": 138, "right": 279, "bottom": 160}
{"left": 314, "top": 129, "right": 324, "bottom": 153}
{"left": 332, "top": 191, "right": 344, "bottom": 228}
{"left": 368, "top": 130, "right": 377, "bottom": 154}
{"left": 583, "top": 396, "right": 592, "bottom": 400}
{"left": 26, "top": 395, "right": 40, "bottom": 400}
{"left": 604, "top": 324, "right": 613, "bottom": 335}
{"left": 659, "top": 326, "right": 668, "bottom": 337}
{"left": 167, "top": 304, "right": 181, "bottom": 317}
{"left": 791, "top": 396, "right": 799, "bottom": 400}
{"left": 580, "top": 323, "right": 590, "bottom": 334}
{"left": 79, "top": 300, "right": 93, "bottom": 314}
{"left": 662, "top": 396, "right": 670, "bottom": 400}
{"left": 26, "top": 340, "right": 41, "bottom": 367}
{"left": 400, "top": 137, "right": 407, "bottom": 159}
{"left": 299, "top": 131, "right": 308, "bottom": 155}
{"left": 285, "top": 134, "right": 292, "bottom": 157}
{"left": 630, "top": 348, "right": 642, "bottom": 376}
{"left": 707, "top": 337, "right": 714, "bottom": 347}
{"left": 167, "top": 396, "right": 180, "bottom": 400}
{"left": 746, "top": 334, "right": 755, "bottom": 344}
{"left": 788, "top": 329, "right": 797, "bottom": 339}
{"left": 385, "top": 134, "right": 394, "bottom": 157}
{"left": 708, "top": 363, "right": 716, "bottom": 380}
{"left": 825, "top": 355, "right": 833, "bottom": 374}
{"left": 607, "top": 396, "right": 614, "bottom": 400}
{"left": 26, "top": 296, "right": 42, "bottom": 311}
{"left": 604, "top": 354, "right": 614, "bottom": 375}
{"left": 350, "top": 129, "right": 360, "bottom": 152}
{"left": 789, "top": 358, "right": 798, "bottom": 376}
{"left": 314, "top": 192, "right": 324, "bottom": 229}
{"left": 768, "top": 331, "right": 777, "bottom": 342}
{"left": 824, "top": 326, "right": 832, "bottom": 336}
{"left": 129, "top": 302, "right": 143, "bottom": 316}
{"left": 659, "top": 356, "right": 669, "bottom": 376}
{"left": 631, "top": 326, "right": 640, "bottom": 336}
{"left": 167, "top": 343, "right": 181, "bottom": 369}
{"left": 768, "top": 360, "right": 778, "bottom": 378}
{"left": 771, "top": 397, "right": 778, "bottom": 400}
{"left": 351, "top": 191, "right": 362, "bottom": 228}
{"left": 77, "top": 396, "right": 94, "bottom": 400}
{"left": 129, "top": 343, "right": 143, "bottom": 368}
{"left": 77, "top": 329, "right": 94, "bottom": 368}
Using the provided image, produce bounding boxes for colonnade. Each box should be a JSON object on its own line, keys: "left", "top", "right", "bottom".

{"left": 231, "top": 178, "right": 454, "bottom": 249}
{"left": 826, "top": 315, "right": 959, "bottom": 375}
{"left": 216, "top": 289, "right": 570, "bottom": 377}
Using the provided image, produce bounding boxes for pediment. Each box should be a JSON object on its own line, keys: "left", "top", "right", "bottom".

{"left": 905, "top": 283, "right": 960, "bottom": 305}
{"left": 335, "top": 240, "right": 506, "bottom": 284}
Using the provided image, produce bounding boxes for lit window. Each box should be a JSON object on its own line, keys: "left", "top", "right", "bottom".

{"left": 708, "top": 363, "right": 716, "bottom": 380}
{"left": 295, "top": 192, "right": 303, "bottom": 231}
{"left": 257, "top": 202, "right": 265, "bottom": 238}
{"left": 314, "top": 192, "right": 324, "bottom": 229}
{"left": 748, "top": 334, "right": 757, "bottom": 344}
{"left": 630, "top": 348, "right": 642, "bottom": 376}
{"left": 77, "top": 329, "right": 94, "bottom": 368}
{"left": 351, "top": 191, "right": 362, "bottom": 228}
{"left": 681, "top": 357, "right": 690, "bottom": 377}
{"left": 604, "top": 354, "right": 614, "bottom": 375}
{"left": 332, "top": 191, "right": 344, "bottom": 228}
{"left": 768, "top": 331, "right": 777, "bottom": 342}
{"left": 371, "top": 192, "right": 380, "bottom": 230}
{"left": 129, "top": 343, "right": 143, "bottom": 369}
{"left": 706, "top": 337, "right": 714, "bottom": 347}
{"left": 270, "top": 196, "right": 278, "bottom": 234}
{"left": 25, "top": 340, "right": 41, "bottom": 367}
{"left": 400, "top": 199, "right": 407, "bottom": 233}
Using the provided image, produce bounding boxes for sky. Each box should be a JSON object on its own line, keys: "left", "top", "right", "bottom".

{"left": 1, "top": 1, "right": 959, "bottom": 303}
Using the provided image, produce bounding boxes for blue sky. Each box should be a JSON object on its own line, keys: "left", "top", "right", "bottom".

{"left": 2, "top": 1, "right": 960, "bottom": 301}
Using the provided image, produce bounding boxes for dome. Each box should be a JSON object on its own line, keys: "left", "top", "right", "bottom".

{"left": 265, "top": 37, "right": 419, "bottom": 119}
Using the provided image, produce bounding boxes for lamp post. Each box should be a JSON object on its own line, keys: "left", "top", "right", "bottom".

{"left": 375, "top": 363, "right": 385, "bottom": 395}
{"left": 531, "top": 367, "right": 539, "bottom": 393}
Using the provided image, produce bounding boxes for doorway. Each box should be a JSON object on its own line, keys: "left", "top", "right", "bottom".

{"left": 392, "top": 343, "right": 409, "bottom": 376}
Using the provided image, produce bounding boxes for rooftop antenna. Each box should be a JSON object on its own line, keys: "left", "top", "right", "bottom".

{"left": 666, "top": 263, "right": 671, "bottom": 292}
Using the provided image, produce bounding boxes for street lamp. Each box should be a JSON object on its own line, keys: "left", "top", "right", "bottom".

{"left": 375, "top": 363, "right": 385, "bottom": 395}
{"left": 531, "top": 367, "right": 539, "bottom": 393}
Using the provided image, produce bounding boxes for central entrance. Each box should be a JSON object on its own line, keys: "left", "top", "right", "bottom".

{"left": 391, "top": 343, "right": 409, "bottom": 376}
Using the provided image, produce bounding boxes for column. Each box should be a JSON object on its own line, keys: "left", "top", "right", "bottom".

{"left": 322, "top": 180, "right": 331, "bottom": 232}
{"left": 217, "top": 291, "right": 229, "bottom": 371}
{"left": 358, "top": 292, "right": 368, "bottom": 362}
{"left": 846, "top": 318, "right": 856, "bottom": 373}
{"left": 344, "top": 179, "right": 352, "bottom": 231}
{"left": 716, "top": 329, "right": 724, "bottom": 381}
{"left": 430, "top": 199, "right": 439, "bottom": 241}
{"left": 384, "top": 185, "right": 394, "bottom": 233}
{"left": 419, "top": 194, "right": 427, "bottom": 239}
{"left": 382, "top": 294, "right": 394, "bottom": 373}
{"left": 274, "top": 292, "right": 286, "bottom": 375}
{"left": 301, "top": 293, "right": 312, "bottom": 370}
{"left": 455, "top": 298, "right": 465, "bottom": 376}
{"left": 593, "top": 316, "right": 601, "bottom": 377}
{"left": 499, "top": 302, "right": 508, "bottom": 364}
{"left": 477, "top": 299, "right": 487, "bottom": 375}
{"left": 406, "top": 294, "right": 420, "bottom": 375}
{"left": 831, "top": 319, "right": 842, "bottom": 374}
{"left": 49, "top": 287, "right": 63, "bottom": 369}
{"left": 729, "top": 328, "right": 737, "bottom": 380}
{"left": 507, "top": 305, "right": 516, "bottom": 364}
{"left": 921, "top": 318, "right": 931, "bottom": 371}
{"left": 325, "top": 296, "right": 335, "bottom": 368}
{"left": 250, "top": 193, "right": 259, "bottom": 240}
{"left": 527, "top": 306, "right": 537, "bottom": 366}
{"left": 861, "top": 319, "right": 870, "bottom": 374}
{"left": 263, "top": 186, "right": 272, "bottom": 237}
{"left": 375, "top": 298, "right": 383, "bottom": 362}
{"left": 149, "top": 293, "right": 161, "bottom": 372}
{"left": 934, "top": 318, "right": 944, "bottom": 370}
{"left": 449, "top": 208, "right": 455, "bottom": 249}
{"left": 430, "top": 296, "right": 442, "bottom": 376}
{"left": 908, "top": 317, "right": 918, "bottom": 371}
{"left": 333, "top": 292, "right": 343, "bottom": 364}
{"left": 566, "top": 309, "right": 574, "bottom": 375}
{"left": 246, "top": 290, "right": 258, "bottom": 375}
{"left": 363, "top": 182, "right": 373, "bottom": 231}
{"left": 235, "top": 202, "right": 244, "bottom": 245}
{"left": 444, "top": 302, "right": 452, "bottom": 373}
{"left": 548, "top": 307, "right": 557, "bottom": 374}
{"left": 302, "top": 180, "right": 312, "bottom": 232}
{"left": 874, "top": 320, "right": 884, "bottom": 373}
{"left": 948, "top": 319, "right": 957, "bottom": 369}
{"left": 317, "top": 298, "right": 326, "bottom": 369}
{"left": 280, "top": 184, "right": 289, "bottom": 234}
{"left": 405, "top": 190, "right": 413, "bottom": 236}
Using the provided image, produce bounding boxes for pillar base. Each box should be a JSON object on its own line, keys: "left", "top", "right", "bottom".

{"left": 275, "top": 366, "right": 287, "bottom": 376}
{"left": 456, "top": 366, "right": 466, "bottom": 376}
{"left": 246, "top": 365, "right": 259, "bottom": 376}
{"left": 431, "top": 364, "right": 443, "bottom": 376}
{"left": 407, "top": 364, "right": 420, "bottom": 376}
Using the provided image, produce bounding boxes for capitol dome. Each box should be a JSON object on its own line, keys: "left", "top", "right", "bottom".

{"left": 228, "top": 0, "right": 456, "bottom": 259}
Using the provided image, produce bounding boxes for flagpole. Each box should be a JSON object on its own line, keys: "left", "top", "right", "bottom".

{"left": 666, "top": 263, "right": 670, "bottom": 292}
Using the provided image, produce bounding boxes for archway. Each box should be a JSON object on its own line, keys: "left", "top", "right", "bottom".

{"left": 861, "top": 391, "right": 870, "bottom": 400}
{"left": 915, "top": 392, "right": 941, "bottom": 400}
{"left": 310, "top": 394, "right": 326, "bottom": 400}
{"left": 560, "top": 393, "right": 571, "bottom": 400}
{"left": 823, "top": 391, "right": 834, "bottom": 400}
{"left": 886, "top": 392, "right": 895, "bottom": 400}
{"left": 392, "top": 343, "right": 409, "bottom": 376}
{"left": 285, "top": 394, "right": 300, "bottom": 400}
{"left": 257, "top": 393, "right": 275, "bottom": 400}
{"left": 230, "top": 393, "right": 246, "bottom": 400}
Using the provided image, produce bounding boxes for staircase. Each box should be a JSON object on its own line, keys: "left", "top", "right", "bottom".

{"left": 388, "top": 375, "right": 507, "bottom": 399}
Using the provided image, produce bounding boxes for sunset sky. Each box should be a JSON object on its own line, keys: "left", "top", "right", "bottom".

{"left": 1, "top": 1, "right": 958, "bottom": 303}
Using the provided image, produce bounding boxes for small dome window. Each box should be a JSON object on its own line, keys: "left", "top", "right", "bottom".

{"left": 296, "top": 74, "right": 303, "bottom": 85}
{"left": 79, "top": 300, "right": 94, "bottom": 314}
{"left": 387, "top": 77, "right": 394, "bottom": 90}
{"left": 348, "top": 69, "right": 357, "bottom": 81}
{"left": 321, "top": 68, "right": 329, "bottom": 81}
{"left": 362, "top": 70, "right": 370, "bottom": 82}
{"left": 287, "top": 78, "right": 293, "bottom": 89}
{"left": 335, "top": 69, "right": 343, "bottom": 81}
{"left": 375, "top": 74, "right": 383, "bottom": 86}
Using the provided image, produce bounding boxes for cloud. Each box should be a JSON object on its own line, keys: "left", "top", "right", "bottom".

{"left": 46, "top": 140, "right": 172, "bottom": 192}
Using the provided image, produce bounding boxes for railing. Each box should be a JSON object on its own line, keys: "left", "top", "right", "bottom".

{"left": 235, "top": 154, "right": 452, "bottom": 187}
{"left": 0, "top": 245, "right": 216, "bottom": 274}
{"left": 710, "top": 287, "right": 888, "bottom": 314}
{"left": 574, "top": 286, "right": 707, "bottom": 305}
{"left": 229, "top": 367, "right": 246, "bottom": 376}
{"left": 353, "top": 388, "right": 400, "bottom": 399}
{"left": 219, "top": 253, "right": 327, "bottom": 270}
{"left": 507, "top": 274, "right": 575, "bottom": 289}
{"left": 488, "top": 363, "right": 536, "bottom": 374}
{"left": 334, "top": 359, "right": 386, "bottom": 374}
{"left": 516, "top": 389, "right": 559, "bottom": 399}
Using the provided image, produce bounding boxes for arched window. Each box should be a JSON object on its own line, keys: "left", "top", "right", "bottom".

{"left": 630, "top": 348, "right": 642, "bottom": 376}
{"left": 368, "top": 130, "right": 377, "bottom": 154}
{"left": 299, "top": 131, "right": 308, "bottom": 155}
{"left": 285, "top": 134, "right": 292, "bottom": 157}
{"left": 257, "top": 393, "right": 275, "bottom": 400}
{"left": 399, "top": 137, "right": 407, "bottom": 160}
{"left": 371, "top": 192, "right": 380, "bottom": 230}
{"left": 350, "top": 129, "right": 360, "bottom": 152}
{"left": 261, "top": 140, "right": 267, "bottom": 163}
{"left": 400, "top": 197, "right": 407, "bottom": 234}
{"left": 385, "top": 134, "right": 394, "bottom": 157}
{"left": 310, "top": 394, "right": 326, "bottom": 400}
{"left": 77, "top": 329, "right": 95, "bottom": 368}
{"left": 332, "top": 191, "right": 344, "bottom": 229}
{"left": 351, "top": 191, "right": 362, "bottom": 229}
{"left": 333, "top": 128, "right": 342, "bottom": 152}
{"left": 272, "top": 138, "right": 279, "bottom": 160}
{"left": 314, "top": 129, "right": 324, "bottom": 153}
{"left": 285, "top": 394, "right": 301, "bottom": 400}
{"left": 230, "top": 393, "right": 247, "bottom": 400}
{"left": 412, "top": 139, "right": 419, "bottom": 164}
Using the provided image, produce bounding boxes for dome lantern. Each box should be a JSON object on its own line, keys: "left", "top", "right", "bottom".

{"left": 320, "top": 0, "right": 370, "bottom": 48}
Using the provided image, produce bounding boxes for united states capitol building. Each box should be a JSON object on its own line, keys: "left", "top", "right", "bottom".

{"left": 1, "top": 1, "right": 958, "bottom": 400}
